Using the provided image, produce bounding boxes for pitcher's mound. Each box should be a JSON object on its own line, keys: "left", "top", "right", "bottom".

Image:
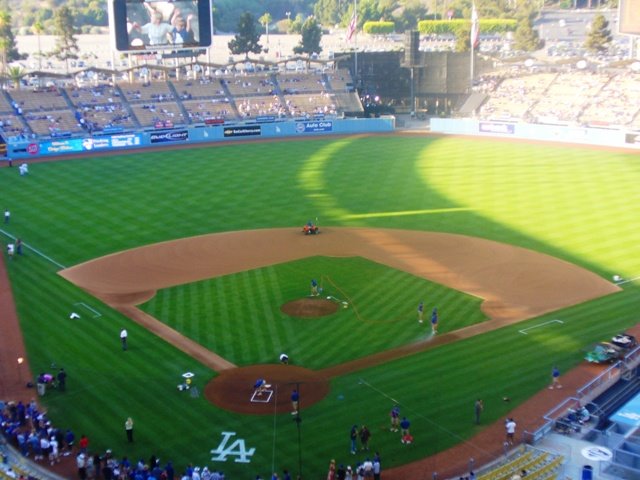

{"left": 204, "top": 365, "right": 330, "bottom": 414}
{"left": 281, "top": 298, "right": 338, "bottom": 317}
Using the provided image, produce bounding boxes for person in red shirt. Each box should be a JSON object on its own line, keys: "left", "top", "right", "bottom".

{"left": 78, "top": 434, "right": 89, "bottom": 453}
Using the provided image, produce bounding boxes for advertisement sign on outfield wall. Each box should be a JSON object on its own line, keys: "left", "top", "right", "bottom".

{"left": 479, "top": 122, "right": 515, "bottom": 135}
{"left": 39, "top": 139, "right": 85, "bottom": 154}
{"left": 223, "top": 126, "right": 262, "bottom": 137}
{"left": 150, "top": 130, "right": 189, "bottom": 143}
{"left": 6, "top": 118, "right": 395, "bottom": 160}
{"left": 37, "top": 134, "right": 144, "bottom": 154}
{"left": 295, "top": 121, "right": 333, "bottom": 133}
{"left": 625, "top": 133, "right": 640, "bottom": 145}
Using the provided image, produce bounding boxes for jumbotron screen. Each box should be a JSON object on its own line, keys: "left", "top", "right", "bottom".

{"left": 109, "top": 0, "right": 212, "bottom": 52}
{"left": 619, "top": 0, "right": 640, "bottom": 35}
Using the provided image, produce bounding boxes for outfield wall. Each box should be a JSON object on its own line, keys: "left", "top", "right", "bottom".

{"left": 5, "top": 117, "right": 394, "bottom": 160}
{"left": 431, "top": 118, "right": 640, "bottom": 150}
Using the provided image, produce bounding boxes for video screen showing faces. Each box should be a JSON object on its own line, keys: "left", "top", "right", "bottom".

{"left": 111, "top": 0, "right": 212, "bottom": 52}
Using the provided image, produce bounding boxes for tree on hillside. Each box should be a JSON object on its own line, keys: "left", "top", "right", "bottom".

{"left": 0, "top": 10, "right": 23, "bottom": 74}
{"left": 585, "top": 14, "right": 612, "bottom": 53}
{"left": 32, "top": 20, "right": 44, "bottom": 71}
{"left": 293, "top": 16, "right": 322, "bottom": 61}
{"left": 0, "top": 37, "right": 9, "bottom": 77}
{"left": 289, "top": 13, "right": 306, "bottom": 34}
{"left": 395, "top": 0, "right": 430, "bottom": 32}
{"left": 7, "top": 66, "right": 25, "bottom": 89}
{"left": 259, "top": 12, "right": 273, "bottom": 46}
{"left": 513, "top": 16, "right": 543, "bottom": 51}
{"left": 357, "top": 0, "right": 389, "bottom": 25}
{"left": 455, "top": 23, "right": 472, "bottom": 52}
{"left": 313, "top": 0, "right": 345, "bottom": 26}
{"left": 228, "top": 12, "right": 263, "bottom": 59}
{"left": 50, "top": 6, "right": 79, "bottom": 73}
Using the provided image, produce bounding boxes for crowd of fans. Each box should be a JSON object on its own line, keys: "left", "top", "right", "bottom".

{"left": 475, "top": 69, "right": 640, "bottom": 128}
{"left": 1, "top": 397, "right": 233, "bottom": 480}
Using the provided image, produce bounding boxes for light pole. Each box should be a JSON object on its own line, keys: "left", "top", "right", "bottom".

{"left": 286, "top": 11, "right": 291, "bottom": 22}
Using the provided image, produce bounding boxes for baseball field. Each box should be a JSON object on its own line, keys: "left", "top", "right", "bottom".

{"left": 2, "top": 134, "right": 640, "bottom": 478}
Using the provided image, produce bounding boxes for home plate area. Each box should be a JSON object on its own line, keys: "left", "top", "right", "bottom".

{"left": 204, "top": 365, "right": 330, "bottom": 415}
{"left": 250, "top": 386, "right": 273, "bottom": 403}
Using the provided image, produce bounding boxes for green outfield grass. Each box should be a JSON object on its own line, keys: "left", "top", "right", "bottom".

{"left": 2, "top": 135, "right": 640, "bottom": 478}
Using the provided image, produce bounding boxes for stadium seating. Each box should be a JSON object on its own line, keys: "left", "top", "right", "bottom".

{"left": 327, "top": 69, "right": 354, "bottom": 91}
{"left": 284, "top": 92, "right": 337, "bottom": 117}
{"left": 223, "top": 74, "right": 277, "bottom": 96}
{"left": 477, "top": 70, "right": 640, "bottom": 129}
{"left": 479, "top": 73, "right": 558, "bottom": 121}
{"left": 278, "top": 72, "right": 326, "bottom": 94}
{"left": 171, "top": 79, "right": 227, "bottom": 99}
{"left": 25, "top": 110, "right": 83, "bottom": 136}
{"left": 580, "top": 72, "right": 640, "bottom": 128}
{"left": 236, "top": 95, "right": 287, "bottom": 118}
{"left": 529, "top": 72, "right": 610, "bottom": 124}
{"left": 476, "top": 446, "right": 564, "bottom": 480}
{"left": 7, "top": 88, "right": 69, "bottom": 112}
{"left": 64, "top": 85, "right": 135, "bottom": 132}
{"left": 130, "top": 102, "right": 186, "bottom": 127}
{"left": 181, "top": 99, "right": 235, "bottom": 122}
{"left": 120, "top": 82, "right": 175, "bottom": 103}
{"left": 0, "top": 68, "right": 359, "bottom": 138}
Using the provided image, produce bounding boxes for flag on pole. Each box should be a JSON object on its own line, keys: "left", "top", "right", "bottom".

{"left": 346, "top": 11, "right": 357, "bottom": 41}
{"left": 470, "top": 3, "right": 480, "bottom": 49}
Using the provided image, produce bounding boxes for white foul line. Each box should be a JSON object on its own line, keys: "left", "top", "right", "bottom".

{"left": 74, "top": 302, "right": 102, "bottom": 318}
{"left": 0, "top": 229, "right": 66, "bottom": 270}
{"left": 519, "top": 319, "right": 564, "bottom": 335}
{"left": 616, "top": 275, "right": 640, "bottom": 286}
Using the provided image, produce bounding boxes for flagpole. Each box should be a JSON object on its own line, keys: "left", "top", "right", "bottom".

{"left": 470, "top": 3, "right": 478, "bottom": 91}
{"left": 354, "top": 0, "right": 358, "bottom": 91}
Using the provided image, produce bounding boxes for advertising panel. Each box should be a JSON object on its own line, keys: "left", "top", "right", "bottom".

{"left": 223, "top": 126, "right": 262, "bottom": 137}
{"left": 38, "top": 134, "right": 145, "bottom": 154}
{"left": 150, "top": 130, "right": 189, "bottom": 143}
{"left": 479, "top": 122, "right": 515, "bottom": 135}
{"left": 625, "top": 133, "right": 640, "bottom": 145}
{"left": 295, "top": 121, "right": 333, "bottom": 133}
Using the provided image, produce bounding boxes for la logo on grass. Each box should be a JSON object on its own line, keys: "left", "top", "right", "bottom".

{"left": 211, "top": 432, "right": 256, "bottom": 463}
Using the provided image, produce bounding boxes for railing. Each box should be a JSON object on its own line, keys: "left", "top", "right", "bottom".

{"left": 527, "top": 343, "right": 640, "bottom": 445}
{"left": 577, "top": 361, "right": 623, "bottom": 401}
{"left": 0, "top": 437, "right": 66, "bottom": 480}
